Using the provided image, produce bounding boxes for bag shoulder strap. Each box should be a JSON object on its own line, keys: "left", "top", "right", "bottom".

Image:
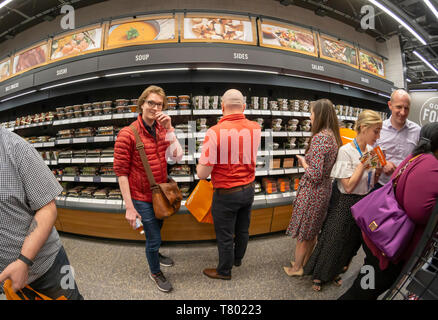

{"left": 393, "top": 154, "right": 422, "bottom": 187}
{"left": 129, "top": 124, "right": 157, "bottom": 188}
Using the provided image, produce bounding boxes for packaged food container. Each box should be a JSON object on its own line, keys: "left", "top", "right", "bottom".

{"left": 115, "top": 105, "right": 125, "bottom": 114}
{"left": 64, "top": 106, "right": 74, "bottom": 112}
{"left": 131, "top": 98, "right": 139, "bottom": 106}
{"left": 287, "top": 125, "right": 298, "bottom": 132}
{"left": 256, "top": 161, "right": 265, "bottom": 169}
{"left": 197, "top": 118, "right": 207, "bottom": 126}
{"left": 167, "top": 96, "right": 177, "bottom": 104}
{"left": 46, "top": 112, "right": 55, "bottom": 121}
{"left": 83, "top": 110, "right": 93, "bottom": 117}
{"left": 127, "top": 105, "right": 136, "bottom": 113}
{"left": 269, "top": 101, "right": 279, "bottom": 111}
{"left": 272, "top": 118, "right": 282, "bottom": 126}
{"left": 56, "top": 107, "right": 65, "bottom": 114}
{"left": 93, "top": 108, "right": 103, "bottom": 116}
{"left": 178, "top": 95, "right": 190, "bottom": 103}
{"left": 178, "top": 102, "right": 190, "bottom": 110}
{"left": 92, "top": 102, "right": 102, "bottom": 109}
{"left": 193, "top": 96, "right": 203, "bottom": 109}
{"left": 167, "top": 103, "right": 177, "bottom": 110}
{"left": 254, "top": 182, "right": 262, "bottom": 193}
{"left": 103, "top": 107, "right": 113, "bottom": 114}
{"left": 83, "top": 103, "right": 92, "bottom": 111}
{"left": 284, "top": 142, "right": 296, "bottom": 150}
{"left": 73, "top": 105, "right": 82, "bottom": 111}
{"left": 74, "top": 111, "right": 82, "bottom": 118}
{"left": 288, "top": 119, "right": 299, "bottom": 126}
{"left": 272, "top": 124, "right": 282, "bottom": 132}
{"left": 301, "top": 120, "right": 311, "bottom": 126}
{"left": 115, "top": 99, "right": 129, "bottom": 106}
{"left": 65, "top": 111, "right": 74, "bottom": 119}
{"left": 301, "top": 125, "right": 311, "bottom": 132}
{"left": 102, "top": 101, "right": 112, "bottom": 108}
{"left": 203, "top": 96, "right": 210, "bottom": 109}
{"left": 255, "top": 118, "right": 264, "bottom": 126}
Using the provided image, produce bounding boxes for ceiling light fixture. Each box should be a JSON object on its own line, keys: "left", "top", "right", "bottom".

{"left": 368, "top": 0, "right": 427, "bottom": 45}
{"left": 424, "top": 0, "right": 438, "bottom": 20}
{"left": 409, "top": 89, "right": 438, "bottom": 92}
{"left": 195, "top": 67, "right": 279, "bottom": 75}
{"left": 406, "top": 78, "right": 412, "bottom": 83}
{"left": 0, "top": 0, "right": 14, "bottom": 10}
{"left": 413, "top": 50, "right": 438, "bottom": 75}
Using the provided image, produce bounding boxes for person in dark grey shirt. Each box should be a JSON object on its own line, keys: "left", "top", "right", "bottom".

{"left": 0, "top": 127, "right": 82, "bottom": 299}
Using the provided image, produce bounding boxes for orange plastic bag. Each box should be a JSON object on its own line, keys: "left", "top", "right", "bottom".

{"left": 340, "top": 128, "right": 357, "bottom": 145}
{"left": 3, "top": 279, "right": 67, "bottom": 300}
{"left": 185, "top": 180, "right": 214, "bottom": 224}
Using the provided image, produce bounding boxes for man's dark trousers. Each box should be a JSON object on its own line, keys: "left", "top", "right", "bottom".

{"left": 211, "top": 185, "right": 255, "bottom": 277}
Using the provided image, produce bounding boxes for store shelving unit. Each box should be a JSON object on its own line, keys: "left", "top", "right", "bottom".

{"left": 0, "top": 10, "right": 393, "bottom": 241}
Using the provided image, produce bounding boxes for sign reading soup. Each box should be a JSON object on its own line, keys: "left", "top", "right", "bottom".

{"left": 318, "top": 34, "right": 358, "bottom": 69}
{"left": 182, "top": 15, "right": 256, "bottom": 44}
{"left": 259, "top": 20, "right": 317, "bottom": 57}
{"left": 359, "top": 49, "right": 385, "bottom": 78}
{"left": 0, "top": 58, "right": 11, "bottom": 81}
{"left": 13, "top": 42, "right": 49, "bottom": 75}
{"left": 51, "top": 26, "right": 103, "bottom": 62}
{"left": 105, "top": 17, "right": 177, "bottom": 49}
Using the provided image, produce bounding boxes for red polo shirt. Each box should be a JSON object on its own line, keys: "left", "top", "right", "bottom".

{"left": 199, "top": 113, "right": 261, "bottom": 189}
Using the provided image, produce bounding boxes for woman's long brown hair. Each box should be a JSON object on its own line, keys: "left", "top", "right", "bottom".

{"left": 305, "top": 99, "right": 342, "bottom": 154}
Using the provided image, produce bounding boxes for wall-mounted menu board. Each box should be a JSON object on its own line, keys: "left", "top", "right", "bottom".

{"left": 181, "top": 14, "right": 256, "bottom": 45}
{"left": 0, "top": 58, "right": 11, "bottom": 81}
{"left": 359, "top": 49, "right": 385, "bottom": 78}
{"left": 13, "top": 41, "right": 50, "bottom": 75}
{"left": 105, "top": 16, "right": 177, "bottom": 50}
{"left": 50, "top": 25, "right": 104, "bottom": 62}
{"left": 318, "top": 34, "right": 358, "bottom": 69}
{"left": 258, "top": 20, "right": 317, "bottom": 57}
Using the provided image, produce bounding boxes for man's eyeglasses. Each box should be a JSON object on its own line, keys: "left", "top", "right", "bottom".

{"left": 145, "top": 100, "right": 163, "bottom": 109}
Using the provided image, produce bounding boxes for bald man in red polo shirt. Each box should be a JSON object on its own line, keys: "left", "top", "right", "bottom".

{"left": 197, "top": 89, "right": 261, "bottom": 280}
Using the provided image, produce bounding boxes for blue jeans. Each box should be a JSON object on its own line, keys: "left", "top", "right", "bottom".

{"left": 132, "top": 200, "right": 163, "bottom": 275}
{"left": 29, "top": 246, "right": 83, "bottom": 300}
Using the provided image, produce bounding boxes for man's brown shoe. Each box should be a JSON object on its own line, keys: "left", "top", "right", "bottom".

{"left": 203, "top": 268, "right": 231, "bottom": 280}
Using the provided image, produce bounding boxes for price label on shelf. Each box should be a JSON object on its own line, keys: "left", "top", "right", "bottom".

{"left": 94, "top": 136, "right": 112, "bottom": 142}
{"left": 72, "top": 138, "right": 87, "bottom": 144}
{"left": 71, "top": 158, "right": 85, "bottom": 164}
{"left": 86, "top": 157, "right": 100, "bottom": 163}
{"left": 80, "top": 177, "right": 94, "bottom": 182}
{"left": 62, "top": 176, "right": 75, "bottom": 182}
{"left": 101, "top": 177, "right": 117, "bottom": 183}
{"left": 254, "top": 195, "right": 266, "bottom": 201}
{"left": 58, "top": 158, "right": 71, "bottom": 164}
{"left": 100, "top": 157, "right": 114, "bottom": 163}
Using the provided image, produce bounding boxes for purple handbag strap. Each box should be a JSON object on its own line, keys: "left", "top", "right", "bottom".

{"left": 392, "top": 154, "right": 422, "bottom": 188}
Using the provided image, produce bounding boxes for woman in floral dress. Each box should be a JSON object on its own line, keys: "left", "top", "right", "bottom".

{"left": 284, "top": 99, "right": 342, "bottom": 276}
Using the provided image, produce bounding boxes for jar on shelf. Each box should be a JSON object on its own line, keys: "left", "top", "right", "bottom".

{"left": 115, "top": 99, "right": 129, "bottom": 107}
{"left": 167, "top": 96, "right": 177, "bottom": 104}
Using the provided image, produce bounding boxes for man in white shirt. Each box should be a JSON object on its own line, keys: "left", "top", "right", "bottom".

{"left": 375, "top": 89, "right": 421, "bottom": 188}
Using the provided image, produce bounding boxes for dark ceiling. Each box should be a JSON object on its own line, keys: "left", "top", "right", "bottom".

{"left": 0, "top": 0, "right": 437, "bottom": 87}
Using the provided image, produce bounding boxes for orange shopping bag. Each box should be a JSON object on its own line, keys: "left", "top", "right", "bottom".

{"left": 185, "top": 180, "right": 214, "bottom": 224}
{"left": 3, "top": 279, "right": 67, "bottom": 300}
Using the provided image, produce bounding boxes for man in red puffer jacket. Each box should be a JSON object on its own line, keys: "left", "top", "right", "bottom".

{"left": 114, "top": 85, "right": 183, "bottom": 293}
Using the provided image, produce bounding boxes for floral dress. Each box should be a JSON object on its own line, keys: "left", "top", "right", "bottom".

{"left": 286, "top": 129, "right": 339, "bottom": 241}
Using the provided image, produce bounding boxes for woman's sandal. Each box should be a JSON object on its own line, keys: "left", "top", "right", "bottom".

{"left": 312, "top": 280, "right": 322, "bottom": 292}
{"left": 333, "top": 276, "right": 342, "bottom": 287}
{"left": 283, "top": 266, "right": 304, "bottom": 277}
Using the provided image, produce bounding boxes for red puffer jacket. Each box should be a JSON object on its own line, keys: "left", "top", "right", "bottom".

{"left": 114, "top": 115, "right": 170, "bottom": 203}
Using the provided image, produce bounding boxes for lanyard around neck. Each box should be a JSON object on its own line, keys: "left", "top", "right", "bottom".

{"left": 353, "top": 138, "right": 363, "bottom": 156}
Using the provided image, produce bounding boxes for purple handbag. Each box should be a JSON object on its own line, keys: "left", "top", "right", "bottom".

{"left": 351, "top": 155, "right": 421, "bottom": 261}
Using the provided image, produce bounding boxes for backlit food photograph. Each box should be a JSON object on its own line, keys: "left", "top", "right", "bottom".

{"left": 0, "top": 59, "right": 10, "bottom": 80}
{"left": 320, "top": 36, "right": 358, "bottom": 67}
{"left": 13, "top": 43, "right": 48, "bottom": 74}
{"left": 183, "top": 17, "right": 254, "bottom": 42}
{"left": 51, "top": 27, "right": 102, "bottom": 60}
{"left": 359, "top": 51, "right": 385, "bottom": 77}
{"left": 260, "top": 22, "right": 316, "bottom": 55}
{"left": 106, "top": 18, "right": 176, "bottom": 48}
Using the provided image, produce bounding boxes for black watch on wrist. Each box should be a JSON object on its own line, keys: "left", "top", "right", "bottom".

{"left": 18, "top": 254, "right": 34, "bottom": 267}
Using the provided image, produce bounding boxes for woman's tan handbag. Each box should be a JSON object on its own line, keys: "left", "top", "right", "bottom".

{"left": 130, "top": 125, "right": 182, "bottom": 219}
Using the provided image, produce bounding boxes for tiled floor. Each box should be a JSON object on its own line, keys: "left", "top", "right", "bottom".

{"left": 43, "top": 232, "right": 366, "bottom": 300}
